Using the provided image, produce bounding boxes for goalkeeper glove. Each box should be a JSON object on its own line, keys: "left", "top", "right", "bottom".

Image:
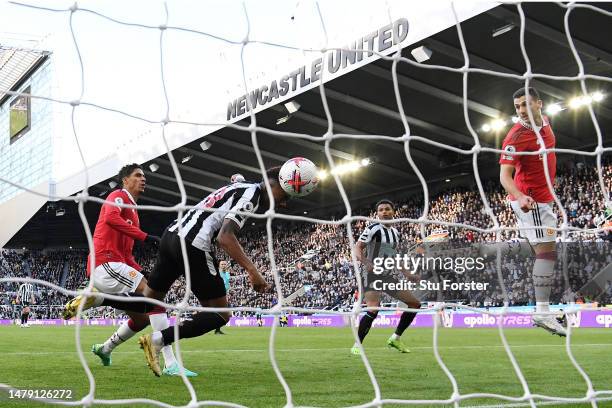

{"left": 145, "top": 235, "right": 161, "bottom": 245}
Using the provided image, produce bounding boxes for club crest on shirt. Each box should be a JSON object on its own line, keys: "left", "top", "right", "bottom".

{"left": 115, "top": 197, "right": 123, "bottom": 205}
{"left": 503, "top": 145, "right": 515, "bottom": 161}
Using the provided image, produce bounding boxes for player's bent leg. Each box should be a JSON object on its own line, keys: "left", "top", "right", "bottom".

{"left": 95, "top": 314, "right": 149, "bottom": 366}
{"left": 352, "top": 291, "right": 381, "bottom": 354}
{"left": 144, "top": 303, "right": 199, "bottom": 377}
{"left": 140, "top": 311, "right": 228, "bottom": 377}
{"left": 140, "top": 295, "right": 228, "bottom": 377}
{"left": 135, "top": 277, "right": 188, "bottom": 372}
{"left": 387, "top": 290, "right": 420, "bottom": 353}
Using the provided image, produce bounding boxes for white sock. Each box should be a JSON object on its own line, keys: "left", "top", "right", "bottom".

{"left": 103, "top": 321, "right": 136, "bottom": 354}
{"left": 536, "top": 302, "right": 550, "bottom": 313}
{"left": 533, "top": 257, "right": 555, "bottom": 313}
{"left": 149, "top": 313, "right": 176, "bottom": 367}
{"left": 481, "top": 240, "right": 533, "bottom": 258}
{"left": 151, "top": 330, "right": 163, "bottom": 347}
{"left": 390, "top": 333, "right": 400, "bottom": 341}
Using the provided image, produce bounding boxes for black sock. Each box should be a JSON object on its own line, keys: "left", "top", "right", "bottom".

{"left": 21, "top": 314, "right": 26, "bottom": 324}
{"left": 101, "top": 293, "right": 156, "bottom": 313}
{"left": 24, "top": 313, "right": 29, "bottom": 324}
{"left": 395, "top": 311, "right": 417, "bottom": 337}
{"left": 358, "top": 311, "right": 378, "bottom": 343}
{"left": 161, "top": 312, "right": 227, "bottom": 346}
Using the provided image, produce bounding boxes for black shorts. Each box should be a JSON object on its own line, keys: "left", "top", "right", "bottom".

{"left": 148, "top": 230, "right": 227, "bottom": 301}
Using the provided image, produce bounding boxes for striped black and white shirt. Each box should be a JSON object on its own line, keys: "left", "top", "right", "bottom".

{"left": 358, "top": 222, "right": 401, "bottom": 261}
{"left": 17, "top": 283, "right": 34, "bottom": 304}
{"left": 168, "top": 182, "right": 262, "bottom": 251}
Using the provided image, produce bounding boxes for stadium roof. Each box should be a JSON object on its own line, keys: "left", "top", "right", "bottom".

{"left": 7, "top": 2, "right": 612, "bottom": 248}
{"left": 0, "top": 45, "right": 49, "bottom": 106}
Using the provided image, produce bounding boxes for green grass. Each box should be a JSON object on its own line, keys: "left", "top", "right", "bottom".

{"left": 0, "top": 325, "right": 610, "bottom": 407}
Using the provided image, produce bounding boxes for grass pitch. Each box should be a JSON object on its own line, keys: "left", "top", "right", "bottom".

{"left": 0, "top": 325, "right": 610, "bottom": 407}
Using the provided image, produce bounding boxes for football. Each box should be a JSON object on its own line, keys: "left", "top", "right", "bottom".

{"left": 278, "top": 157, "right": 319, "bottom": 197}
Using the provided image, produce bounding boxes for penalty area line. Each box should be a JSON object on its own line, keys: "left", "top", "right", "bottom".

{"left": 3, "top": 343, "right": 612, "bottom": 356}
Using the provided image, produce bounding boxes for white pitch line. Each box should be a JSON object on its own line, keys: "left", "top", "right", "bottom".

{"left": 2, "top": 343, "right": 612, "bottom": 356}
{"left": 463, "top": 396, "right": 612, "bottom": 408}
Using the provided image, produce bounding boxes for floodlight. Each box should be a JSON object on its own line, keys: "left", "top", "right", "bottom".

{"left": 545, "top": 103, "right": 563, "bottom": 116}
{"left": 492, "top": 23, "right": 515, "bottom": 38}
{"left": 411, "top": 45, "right": 432, "bottom": 63}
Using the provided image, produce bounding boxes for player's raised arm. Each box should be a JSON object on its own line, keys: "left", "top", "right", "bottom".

{"left": 217, "top": 218, "right": 267, "bottom": 293}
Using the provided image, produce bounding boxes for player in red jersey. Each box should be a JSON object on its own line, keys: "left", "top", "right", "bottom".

{"left": 499, "top": 87, "right": 566, "bottom": 336}
{"left": 62, "top": 164, "right": 197, "bottom": 376}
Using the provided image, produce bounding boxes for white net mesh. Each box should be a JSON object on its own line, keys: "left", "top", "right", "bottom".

{"left": 1, "top": 1, "right": 612, "bottom": 407}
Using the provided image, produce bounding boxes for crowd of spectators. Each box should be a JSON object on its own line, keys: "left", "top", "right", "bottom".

{"left": 1, "top": 161, "right": 612, "bottom": 319}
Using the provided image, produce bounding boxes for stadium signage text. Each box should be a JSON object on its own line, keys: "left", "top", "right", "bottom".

{"left": 595, "top": 314, "right": 612, "bottom": 327}
{"left": 227, "top": 18, "right": 409, "bottom": 120}
{"left": 463, "top": 314, "right": 533, "bottom": 328}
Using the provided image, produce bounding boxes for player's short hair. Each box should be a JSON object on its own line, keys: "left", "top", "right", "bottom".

{"left": 375, "top": 199, "right": 395, "bottom": 211}
{"left": 265, "top": 166, "right": 281, "bottom": 185}
{"left": 513, "top": 87, "right": 540, "bottom": 100}
{"left": 118, "top": 163, "right": 142, "bottom": 185}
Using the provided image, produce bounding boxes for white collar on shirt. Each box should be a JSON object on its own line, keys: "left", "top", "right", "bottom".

{"left": 121, "top": 189, "right": 137, "bottom": 205}
{"left": 519, "top": 116, "right": 549, "bottom": 131}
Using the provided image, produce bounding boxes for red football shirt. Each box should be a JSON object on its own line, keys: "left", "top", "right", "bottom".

{"left": 499, "top": 117, "right": 556, "bottom": 203}
{"left": 87, "top": 189, "right": 147, "bottom": 276}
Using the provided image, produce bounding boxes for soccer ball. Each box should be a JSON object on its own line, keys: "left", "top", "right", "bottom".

{"left": 231, "top": 173, "right": 245, "bottom": 183}
{"left": 278, "top": 157, "right": 319, "bottom": 197}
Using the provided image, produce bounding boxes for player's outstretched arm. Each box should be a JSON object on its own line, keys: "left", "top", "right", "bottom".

{"left": 217, "top": 219, "right": 268, "bottom": 293}
{"left": 500, "top": 164, "right": 534, "bottom": 212}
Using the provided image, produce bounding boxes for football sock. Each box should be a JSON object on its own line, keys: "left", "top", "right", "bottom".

{"left": 357, "top": 311, "right": 378, "bottom": 343}
{"left": 533, "top": 252, "right": 556, "bottom": 313}
{"left": 161, "top": 312, "right": 228, "bottom": 346}
{"left": 394, "top": 311, "right": 417, "bottom": 337}
{"left": 481, "top": 240, "right": 534, "bottom": 258}
{"left": 148, "top": 308, "right": 177, "bottom": 367}
{"left": 103, "top": 318, "right": 138, "bottom": 353}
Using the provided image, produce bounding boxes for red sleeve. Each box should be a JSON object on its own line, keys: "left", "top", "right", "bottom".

{"left": 499, "top": 128, "right": 525, "bottom": 166}
{"left": 102, "top": 191, "right": 147, "bottom": 241}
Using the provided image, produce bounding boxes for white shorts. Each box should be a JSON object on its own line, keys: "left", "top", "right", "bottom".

{"left": 510, "top": 201, "right": 557, "bottom": 244}
{"left": 92, "top": 262, "right": 144, "bottom": 294}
